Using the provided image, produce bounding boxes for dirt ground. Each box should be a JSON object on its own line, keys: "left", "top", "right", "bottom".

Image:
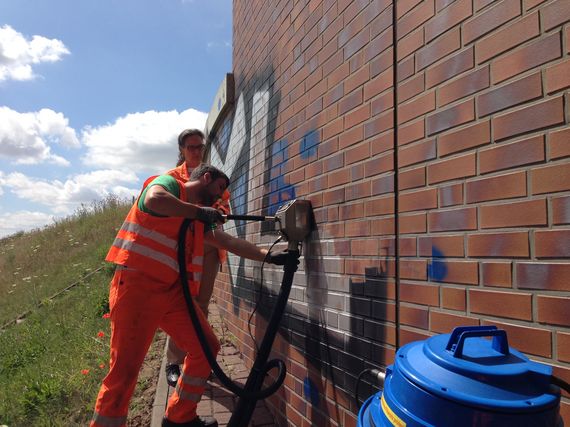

{"left": 127, "top": 330, "right": 167, "bottom": 426}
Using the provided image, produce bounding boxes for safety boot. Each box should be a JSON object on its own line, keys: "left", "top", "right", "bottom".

{"left": 165, "top": 363, "right": 181, "bottom": 387}
{"left": 162, "top": 416, "right": 218, "bottom": 427}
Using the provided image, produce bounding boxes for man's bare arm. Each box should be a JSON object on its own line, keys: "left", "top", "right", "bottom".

{"left": 144, "top": 185, "right": 200, "bottom": 218}
{"left": 204, "top": 229, "right": 268, "bottom": 262}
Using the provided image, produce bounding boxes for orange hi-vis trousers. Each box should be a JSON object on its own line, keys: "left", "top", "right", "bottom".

{"left": 91, "top": 267, "right": 220, "bottom": 427}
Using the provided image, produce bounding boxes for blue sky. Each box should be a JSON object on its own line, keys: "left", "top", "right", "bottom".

{"left": 0, "top": 0, "right": 232, "bottom": 237}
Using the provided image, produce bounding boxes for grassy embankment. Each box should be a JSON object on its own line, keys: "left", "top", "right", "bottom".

{"left": 0, "top": 196, "right": 164, "bottom": 426}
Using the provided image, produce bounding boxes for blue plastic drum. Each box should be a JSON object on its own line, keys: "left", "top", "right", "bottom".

{"left": 358, "top": 326, "right": 562, "bottom": 427}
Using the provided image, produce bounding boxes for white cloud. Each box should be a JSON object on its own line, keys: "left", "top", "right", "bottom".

{"left": 0, "top": 25, "right": 70, "bottom": 82}
{"left": 0, "top": 106, "right": 79, "bottom": 165}
{"left": 82, "top": 108, "right": 207, "bottom": 174}
{"left": 0, "top": 210, "right": 55, "bottom": 238}
{"left": 0, "top": 170, "right": 139, "bottom": 215}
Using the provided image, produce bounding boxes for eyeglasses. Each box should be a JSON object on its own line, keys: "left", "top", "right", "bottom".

{"left": 185, "top": 144, "right": 204, "bottom": 151}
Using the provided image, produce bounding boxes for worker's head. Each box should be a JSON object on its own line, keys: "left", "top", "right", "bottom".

{"left": 177, "top": 128, "right": 205, "bottom": 168}
{"left": 189, "top": 164, "right": 230, "bottom": 206}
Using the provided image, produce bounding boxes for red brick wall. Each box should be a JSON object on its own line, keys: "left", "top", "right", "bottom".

{"left": 209, "top": 0, "right": 570, "bottom": 425}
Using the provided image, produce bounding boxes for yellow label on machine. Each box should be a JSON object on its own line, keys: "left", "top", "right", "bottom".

{"left": 381, "top": 394, "right": 406, "bottom": 427}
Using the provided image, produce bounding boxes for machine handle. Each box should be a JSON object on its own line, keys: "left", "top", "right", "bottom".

{"left": 223, "top": 214, "right": 276, "bottom": 222}
{"left": 446, "top": 326, "right": 510, "bottom": 359}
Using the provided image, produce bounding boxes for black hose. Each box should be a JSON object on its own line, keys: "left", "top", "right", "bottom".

{"left": 551, "top": 375, "right": 570, "bottom": 394}
{"left": 177, "top": 219, "right": 286, "bottom": 400}
{"left": 355, "top": 368, "right": 386, "bottom": 406}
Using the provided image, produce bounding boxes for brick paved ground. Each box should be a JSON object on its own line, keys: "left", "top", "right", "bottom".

{"left": 151, "top": 302, "right": 278, "bottom": 427}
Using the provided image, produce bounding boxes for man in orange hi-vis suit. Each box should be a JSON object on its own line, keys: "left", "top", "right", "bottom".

{"left": 91, "top": 164, "right": 290, "bottom": 427}
{"left": 164, "top": 129, "right": 232, "bottom": 388}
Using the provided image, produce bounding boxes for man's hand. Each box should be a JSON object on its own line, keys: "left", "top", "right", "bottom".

{"left": 196, "top": 207, "right": 224, "bottom": 225}
{"left": 266, "top": 249, "right": 297, "bottom": 265}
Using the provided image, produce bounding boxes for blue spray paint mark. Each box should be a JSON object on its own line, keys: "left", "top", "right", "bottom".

{"left": 267, "top": 138, "right": 296, "bottom": 215}
{"left": 300, "top": 130, "right": 319, "bottom": 159}
{"left": 427, "top": 246, "right": 448, "bottom": 281}
{"left": 303, "top": 377, "right": 319, "bottom": 406}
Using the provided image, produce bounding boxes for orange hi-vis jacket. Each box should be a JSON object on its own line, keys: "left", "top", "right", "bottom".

{"left": 105, "top": 177, "right": 205, "bottom": 296}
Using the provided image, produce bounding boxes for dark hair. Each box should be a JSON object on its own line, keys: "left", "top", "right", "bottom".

{"left": 176, "top": 129, "right": 205, "bottom": 166}
{"left": 189, "top": 164, "right": 230, "bottom": 188}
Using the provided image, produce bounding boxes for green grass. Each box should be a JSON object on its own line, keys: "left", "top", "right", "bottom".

{"left": 0, "top": 196, "right": 132, "bottom": 426}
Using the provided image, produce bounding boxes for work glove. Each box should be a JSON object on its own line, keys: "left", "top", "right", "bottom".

{"left": 266, "top": 249, "right": 297, "bottom": 265}
{"left": 196, "top": 207, "right": 224, "bottom": 225}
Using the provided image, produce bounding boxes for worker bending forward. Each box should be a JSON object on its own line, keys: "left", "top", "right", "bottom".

{"left": 91, "top": 164, "right": 290, "bottom": 427}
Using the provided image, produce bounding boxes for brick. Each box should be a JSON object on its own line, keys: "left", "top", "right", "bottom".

{"left": 468, "top": 232, "right": 529, "bottom": 258}
{"left": 480, "top": 199, "right": 548, "bottom": 229}
{"left": 525, "top": 0, "right": 547, "bottom": 10}
{"left": 345, "top": 180, "right": 371, "bottom": 200}
{"left": 478, "top": 72, "right": 543, "bottom": 117}
{"left": 427, "top": 153, "right": 476, "bottom": 184}
{"left": 401, "top": 259, "right": 428, "bottom": 280}
{"left": 426, "top": 99, "right": 474, "bottom": 136}
{"left": 553, "top": 365, "right": 570, "bottom": 399}
{"left": 371, "top": 130, "right": 394, "bottom": 155}
{"left": 323, "top": 116, "right": 344, "bottom": 139}
{"left": 481, "top": 262, "right": 512, "bottom": 287}
{"left": 398, "top": 73, "right": 425, "bottom": 103}
{"left": 398, "top": 55, "right": 415, "bottom": 82}
{"left": 463, "top": 0, "right": 521, "bottom": 44}
{"left": 398, "top": 0, "right": 422, "bottom": 19}
{"left": 398, "top": 28, "right": 425, "bottom": 61}
{"left": 466, "top": 171, "right": 527, "bottom": 204}
{"left": 398, "top": 166, "right": 425, "bottom": 190}
{"left": 400, "top": 304, "right": 429, "bottom": 329}
{"left": 398, "top": 91, "right": 436, "bottom": 125}
{"left": 474, "top": 0, "right": 495, "bottom": 10}
{"left": 364, "top": 109, "right": 393, "bottom": 138}
{"left": 398, "top": 119, "right": 425, "bottom": 146}
{"left": 400, "top": 281, "right": 439, "bottom": 306}
{"left": 428, "top": 207, "right": 477, "bottom": 232}
{"left": 436, "top": 0, "right": 455, "bottom": 11}
{"left": 553, "top": 195, "right": 570, "bottom": 225}
{"left": 339, "top": 88, "right": 364, "bottom": 115}
{"left": 351, "top": 238, "right": 379, "bottom": 256}
{"left": 345, "top": 141, "right": 370, "bottom": 165}
{"left": 438, "top": 120, "right": 490, "bottom": 157}
{"left": 339, "top": 202, "right": 364, "bottom": 220}
{"left": 431, "top": 311, "right": 479, "bottom": 333}
{"left": 531, "top": 162, "right": 570, "bottom": 195}
{"left": 400, "top": 236, "right": 418, "bottom": 256}
{"left": 398, "top": 0, "right": 434, "bottom": 40}
{"left": 364, "top": 68, "right": 393, "bottom": 100}
{"left": 425, "top": 0, "right": 472, "bottom": 43}
{"left": 399, "top": 212, "right": 427, "bottom": 234}
{"left": 550, "top": 127, "right": 570, "bottom": 160}
{"left": 441, "top": 287, "right": 466, "bottom": 311}
{"left": 345, "top": 219, "right": 371, "bottom": 237}
{"left": 438, "top": 66, "right": 489, "bottom": 106}
{"left": 366, "top": 26, "right": 393, "bottom": 62}
{"left": 430, "top": 260, "right": 479, "bottom": 284}
{"left": 426, "top": 47, "right": 474, "bottom": 88}
{"left": 399, "top": 188, "right": 438, "bottom": 213}
{"left": 322, "top": 188, "right": 345, "bottom": 205}
{"left": 481, "top": 320, "right": 552, "bottom": 358}
{"left": 364, "top": 152, "right": 393, "bottom": 177}
{"left": 537, "top": 295, "right": 570, "bottom": 327}
{"left": 370, "top": 47, "right": 393, "bottom": 77}
{"left": 365, "top": 195, "right": 395, "bottom": 216}
{"left": 479, "top": 135, "right": 545, "bottom": 174}
{"left": 535, "top": 230, "right": 570, "bottom": 258}
{"left": 541, "top": 0, "right": 570, "bottom": 31}
{"left": 372, "top": 173, "right": 394, "bottom": 196}
{"left": 491, "top": 32, "right": 562, "bottom": 84}
{"left": 545, "top": 59, "right": 570, "bottom": 94}
{"left": 371, "top": 89, "right": 394, "bottom": 117}
{"left": 416, "top": 28, "right": 461, "bottom": 70}
{"left": 371, "top": 217, "right": 395, "bottom": 235}
{"left": 398, "top": 139, "right": 436, "bottom": 167}
{"left": 476, "top": 12, "right": 540, "bottom": 64}
{"left": 470, "top": 289, "right": 532, "bottom": 321}
{"left": 322, "top": 152, "right": 344, "bottom": 172}
{"left": 338, "top": 125, "right": 364, "bottom": 149}
{"left": 517, "top": 262, "right": 570, "bottom": 291}
{"left": 399, "top": 327, "right": 431, "bottom": 346}
{"left": 439, "top": 183, "right": 463, "bottom": 207}
{"left": 558, "top": 332, "right": 570, "bottom": 362}
{"left": 418, "top": 235, "right": 465, "bottom": 257}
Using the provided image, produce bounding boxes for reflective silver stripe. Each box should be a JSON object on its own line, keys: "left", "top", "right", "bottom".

{"left": 120, "top": 220, "right": 177, "bottom": 249}
{"left": 180, "top": 372, "right": 208, "bottom": 388}
{"left": 174, "top": 383, "right": 202, "bottom": 402}
{"left": 92, "top": 412, "right": 127, "bottom": 427}
{"left": 112, "top": 237, "right": 179, "bottom": 272}
{"left": 194, "top": 272, "right": 202, "bottom": 282}
{"left": 192, "top": 255, "right": 204, "bottom": 265}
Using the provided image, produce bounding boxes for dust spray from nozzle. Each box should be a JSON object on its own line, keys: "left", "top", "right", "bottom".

{"left": 222, "top": 199, "right": 314, "bottom": 250}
